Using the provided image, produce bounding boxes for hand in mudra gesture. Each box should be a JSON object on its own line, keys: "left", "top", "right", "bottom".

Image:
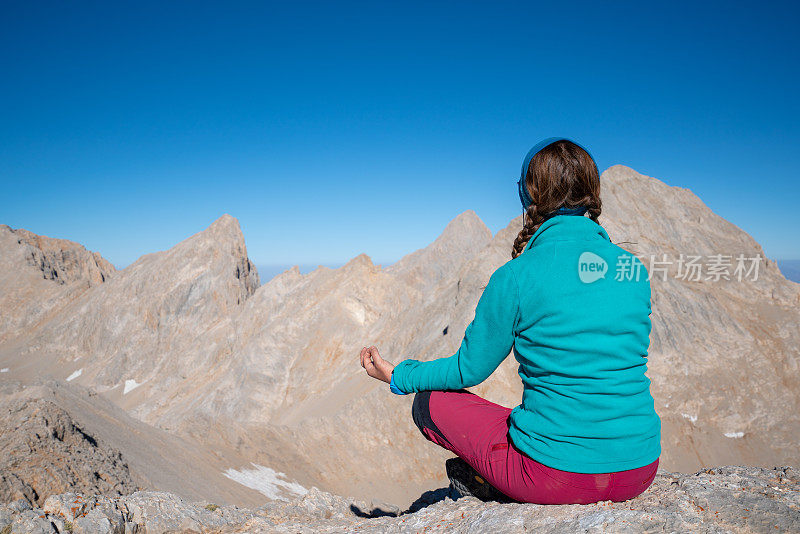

{"left": 359, "top": 345, "right": 395, "bottom": 384}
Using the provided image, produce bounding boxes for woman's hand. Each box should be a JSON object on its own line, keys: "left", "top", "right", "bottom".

{"left": 359, "top": 345, "right": 395, "bottom": 384}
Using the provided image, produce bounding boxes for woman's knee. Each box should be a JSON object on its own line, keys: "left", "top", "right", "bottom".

{"left": 411, "top": 390, "right": 453, "bottom": 447}
{"left": 411, "top": 391, "right": 433, "bottom": 434}
{"left": 412, "top": 389, "right": 477, "bottom": 434}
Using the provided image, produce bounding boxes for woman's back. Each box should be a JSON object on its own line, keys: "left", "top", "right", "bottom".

{"left": 507, "top": 214, "right": 661, "bottom": 473}
{"left": 362, "top": 137, "right": 662, "bottom": 503}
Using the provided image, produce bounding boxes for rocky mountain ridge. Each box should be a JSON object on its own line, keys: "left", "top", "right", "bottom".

{"left": 0, "top": 164, "right": 798, "bottom": 510}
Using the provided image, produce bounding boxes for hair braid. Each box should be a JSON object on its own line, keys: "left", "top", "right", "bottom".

{"left": 512, "top": 206, "right": 548, "bottom": 259}
{"left": 587, "top": 202, "right": 602, "bottom": 224}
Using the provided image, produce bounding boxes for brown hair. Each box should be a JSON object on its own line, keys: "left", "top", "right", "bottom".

{"left": 511, "top": 140, "right": 601, "bottom": 259}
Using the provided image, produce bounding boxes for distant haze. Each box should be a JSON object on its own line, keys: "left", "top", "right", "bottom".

{"left": 778, "top": 260, "right": 800, "bottom": 284}
{"left": 256, "top": 264, "right": 344, "bottom": 284}
{"left": 257, "top": 261, "right": 398, "bottom": 285}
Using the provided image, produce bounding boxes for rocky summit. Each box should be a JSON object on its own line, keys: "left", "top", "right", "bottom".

{"left": 0, "top": 466, "right": 797, "bottom": 533}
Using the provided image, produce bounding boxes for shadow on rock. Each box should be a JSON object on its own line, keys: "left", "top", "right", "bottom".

{"left": 403, "top": 487, "right": 454, "bottom": 514}
{"left": 349, "top": 502, "right": 400, "bottom": 518}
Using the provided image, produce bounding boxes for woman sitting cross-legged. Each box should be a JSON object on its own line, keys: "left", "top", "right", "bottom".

{"left": 358, "top": 137, "right": 661, "bottom": 505}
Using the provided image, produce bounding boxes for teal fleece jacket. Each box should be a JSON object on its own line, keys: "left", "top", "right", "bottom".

{"left": 391, "top": 214, "right": 661, "bottom": 473}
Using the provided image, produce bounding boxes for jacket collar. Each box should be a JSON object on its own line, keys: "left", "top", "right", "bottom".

{"left": 523, "top": 214, "right": 610, "bottom": 253}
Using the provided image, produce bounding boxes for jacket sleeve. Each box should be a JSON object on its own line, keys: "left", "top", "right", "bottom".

{"left": 391, "top": 263, "right": 520, "bottom": 393}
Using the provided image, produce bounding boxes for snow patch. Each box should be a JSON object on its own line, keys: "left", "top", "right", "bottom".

{"left": 223, "top": 463, "right": 308, "bottom": 501}
{"left": 724, "top": 431, "right": 744, "bottom": 438}
{"left": 66, "top": 368, "right": 83, "bottom": 381}
{"left": 343, "top": 298, "right": 366, "bottom": 325}
{"left": 681, "top": 413, "right": 697, "bottom": 423}
{"left": 124, "top": 379, "right": 144, "bottom": 394}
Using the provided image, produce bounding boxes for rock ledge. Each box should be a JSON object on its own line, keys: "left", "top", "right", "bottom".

{"left": 1, "top": 465, "right": 797, "bottom": 533}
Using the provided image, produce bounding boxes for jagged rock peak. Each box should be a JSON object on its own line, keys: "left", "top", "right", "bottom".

{"left": 177, "top": 214, "right": 260, "bottom": 299}
{"left": 195, "top": 213, "right": 247, "bottom": 245}
{"left": 342, "top": 253, "right": 375, "bottom": 271}
{"left": 603, "top": 163, "right": 655, "bottom": 180}
{"left": 388, "top": 209, "right": 492, "bottom": 271}
{"left": 436, "top": 209, "right": 492, "bottom": 244}
{"left": 597, "top": 164, "right": 780, "bottom": 264}
{"left": 600, "top": 164, "right": 704, "bottom": 208}
{"left": 385, "top": 209, "right": 492, "bottom": 279}
{"left": 0, "top": 223, "right": 116, "bottom": 287}
{"left": 206, "top": 213, "right": 238, "bottom": 232}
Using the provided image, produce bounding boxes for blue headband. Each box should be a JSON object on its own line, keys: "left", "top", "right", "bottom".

{"left": 517, "top": 137, "right": 595, "bottom": 215}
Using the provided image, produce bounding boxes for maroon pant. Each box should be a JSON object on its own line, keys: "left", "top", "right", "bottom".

{"left": 412, "top": 389, "right": 659, "bottom": 504}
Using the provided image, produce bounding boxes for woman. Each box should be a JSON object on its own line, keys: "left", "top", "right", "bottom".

{"left": 358, "top": 137, "right": 661, "bottom": 505}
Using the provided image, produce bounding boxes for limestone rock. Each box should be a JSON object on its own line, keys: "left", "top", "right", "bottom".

{"left": 0, "top": 214, "right": 260, "bottom": 417}
{"left": 0, "top": 466, "right": 797, "bottom": 533}
{"left": 0, "top": 397, "right": 138, "bottom": 506}
{"left": 0, "top": 379, "right": 269, "bottom": 509}
{"left": 0, "top": 224, "right": 115, "bottom": 345}
{"left": 5, "top": 225, "right": 115, "bottom": 286}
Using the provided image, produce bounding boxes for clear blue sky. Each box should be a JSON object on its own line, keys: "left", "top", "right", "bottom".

{"left": 2, "top": 1, "right": 798, "bottom": 271}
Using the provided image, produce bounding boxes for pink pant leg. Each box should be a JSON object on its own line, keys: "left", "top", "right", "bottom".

{"left": 411, "top": 390, "right": 659, "bottom": 504}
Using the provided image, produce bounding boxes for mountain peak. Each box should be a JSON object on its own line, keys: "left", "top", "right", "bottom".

{"left": 200, "top": 214, "right": 244, "bottom": 243}
{"left": 384, "top": 210, "right": 492, "bottom": 285}
{"left": 436, "top": 209, "right": 490, "bottom": 244}
{"left": 342, "top": 252, "right": 375, "bottom": 272}
{"left": 208, "top": 213, "right": 237, "bottom": 230}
